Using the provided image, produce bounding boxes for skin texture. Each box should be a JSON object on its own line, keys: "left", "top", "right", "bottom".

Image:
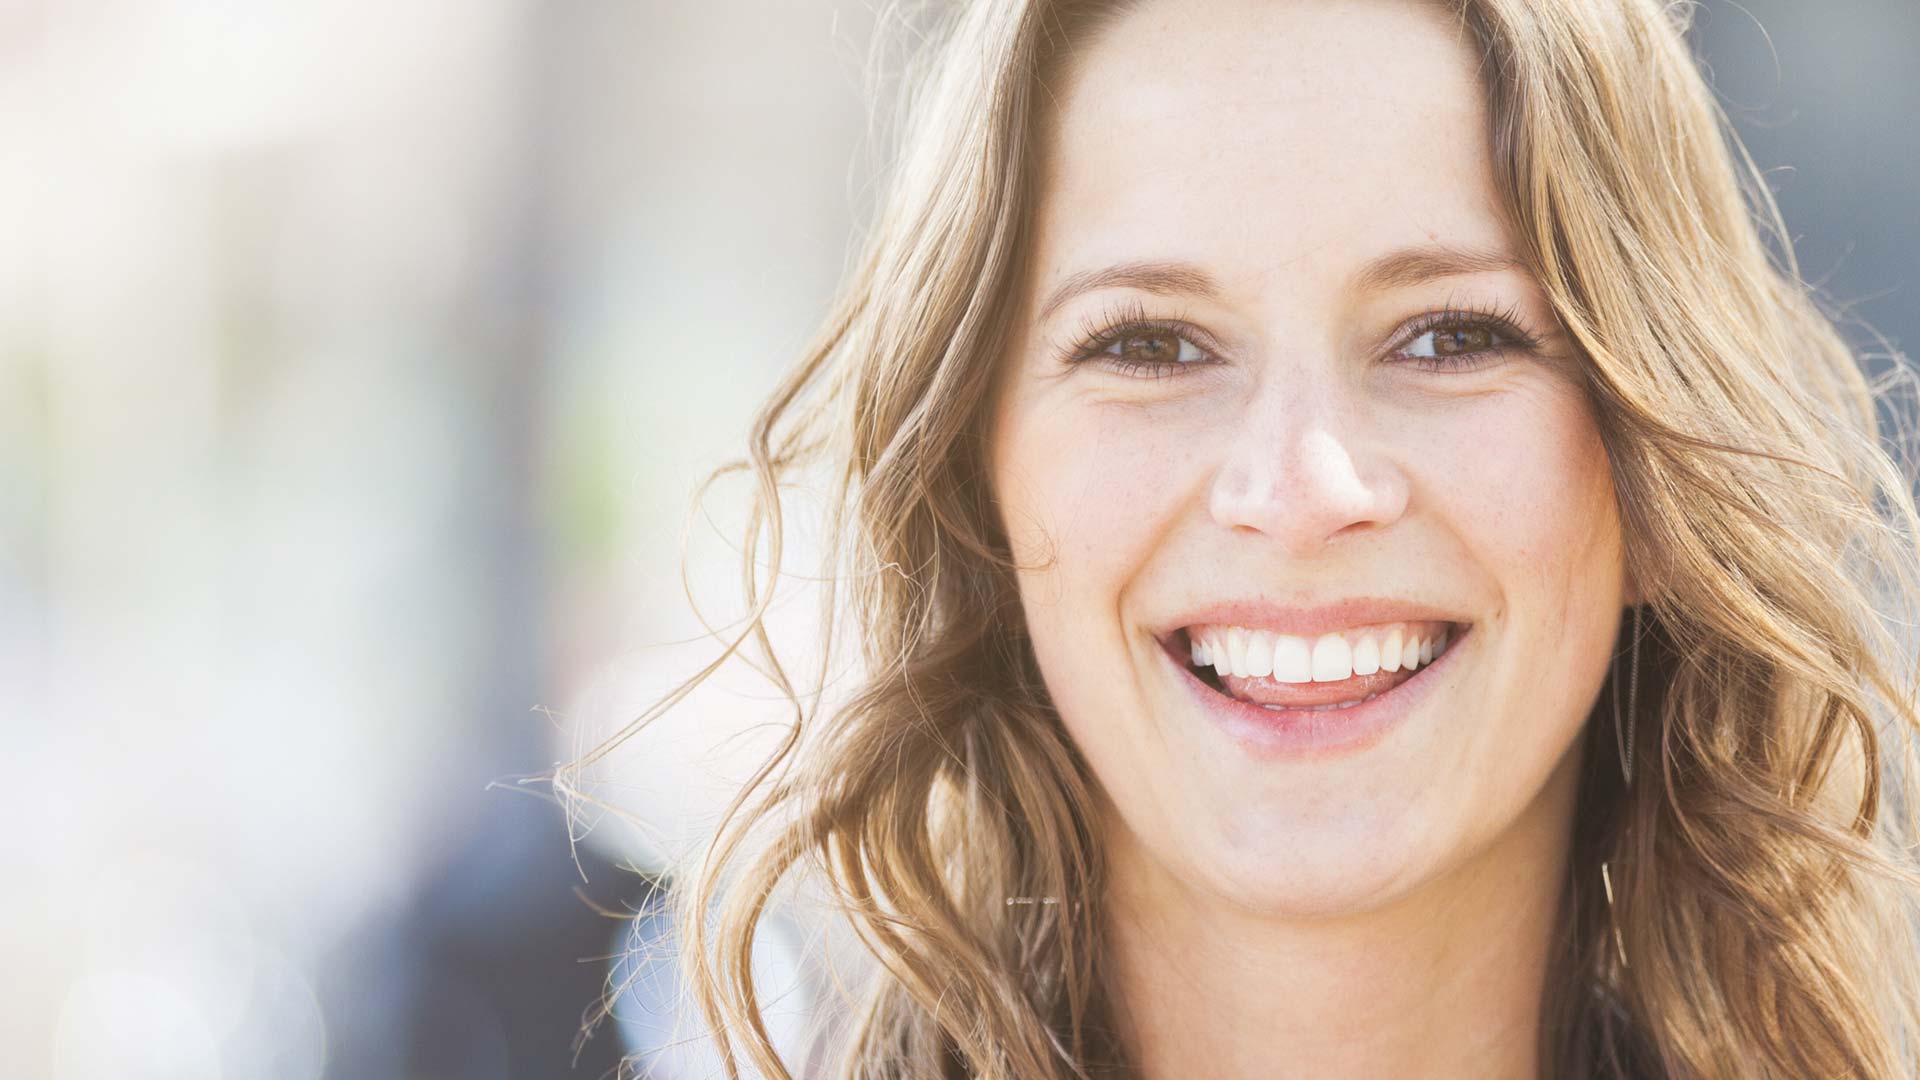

{"left": 985, "top": 0, "right": 1631, "bottom": 1076}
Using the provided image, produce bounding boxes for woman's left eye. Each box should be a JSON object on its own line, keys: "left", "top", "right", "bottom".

{"left": 1407, "top": 324, "right": 1498, "bottom": 357}
{"left": 1395, "top": 315, "right": 1533, "bottom": 369}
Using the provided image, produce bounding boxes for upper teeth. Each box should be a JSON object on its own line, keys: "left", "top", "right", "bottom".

{"left": 1187, "top": 621, "right": 1456, "bottom": 683}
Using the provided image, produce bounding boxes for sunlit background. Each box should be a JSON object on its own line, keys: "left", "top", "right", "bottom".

{"left": 6, "top": 2, "right": 1916, "bottom": 1077}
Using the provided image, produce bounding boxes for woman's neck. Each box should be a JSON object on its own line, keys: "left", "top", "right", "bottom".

{"left": 1100, "top": 753, "right": 1581, "bottom": 1080}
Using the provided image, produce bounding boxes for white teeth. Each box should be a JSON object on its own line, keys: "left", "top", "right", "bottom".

{"left": 1351, "top": 632, "right": 1380, "bottom": 676}
{"left": 1227, "top": 628, "right": 1250, "bottom": 679}
{"left": 1272, "top": 635, "right": 1313, "bottom": 682}
{"left": 1310, "top": 632, "right": 1352, "bottom": 682}
{"left": 1244, "top": 630, "right": 1274, "bottom": 678}
{"left": 1186, "top": 620, "right": 1462, "bottom": 684}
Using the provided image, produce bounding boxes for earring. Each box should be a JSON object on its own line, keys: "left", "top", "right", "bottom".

{"left": 1612, "top": 604, "right": 1643, "bottom": 786}
{"left": 1601, "top": 860, "right": 1628, "bottom": 970}
{"left": 1601, "top": 604, "right": 1643, "bottom": 972}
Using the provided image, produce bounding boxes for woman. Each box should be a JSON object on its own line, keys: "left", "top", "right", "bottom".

{"left": 572, "top": 0, "right": 1920, "bottom": 1075}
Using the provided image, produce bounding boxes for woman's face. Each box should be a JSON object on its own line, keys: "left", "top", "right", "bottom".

{"left": 988, "top": 0, "right": 1629, "bottom": 916}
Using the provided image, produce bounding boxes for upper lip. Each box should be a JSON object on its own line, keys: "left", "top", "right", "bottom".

{"left": 1158, "top": 596, "right": 1474, "bottom": 642}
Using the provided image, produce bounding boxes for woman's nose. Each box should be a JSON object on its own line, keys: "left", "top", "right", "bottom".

{"left": 1206, "top": 393, "right": 1410, "bottom": 555}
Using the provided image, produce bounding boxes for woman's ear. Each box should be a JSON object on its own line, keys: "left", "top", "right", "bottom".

{"left": 1620, "top": 549, "right": 1651, "bottom": 611}
{"left": 1623, "top": 561, "right": 1646, "bottom": 609}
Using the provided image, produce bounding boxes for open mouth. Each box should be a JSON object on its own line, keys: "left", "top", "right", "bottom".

{"left": 1166, "top": 620, "right": 1470, "bottom": 713}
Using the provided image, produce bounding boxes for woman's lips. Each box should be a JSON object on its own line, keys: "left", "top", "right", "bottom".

{"left": 1158, "top": 622, "right": 1465, "bottom": 709}
{"left": 1218, "top": 665, "right": 1422, "bottom": 708}
{"left": 1157, "top": 624, "right": 1472, "bottom": 757}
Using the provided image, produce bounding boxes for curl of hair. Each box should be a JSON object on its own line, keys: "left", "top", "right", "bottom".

{"left": 560, "top": 1, "right": 1920, "bottom": 1076}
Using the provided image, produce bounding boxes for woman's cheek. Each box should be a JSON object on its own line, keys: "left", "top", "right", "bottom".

{"left": 994, "top": 397, "right": 1200, "bottom": 706}
{"left": 1420, "top": 382, "right": 1621, "bottom": 658}
{"left": 1032, "top": 404, "right": 1199, "bottom": 590}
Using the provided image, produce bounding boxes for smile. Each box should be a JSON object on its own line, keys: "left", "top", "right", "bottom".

{"left": 1189, "top": 620, "right": 1454, "bottom": 685}
{"left": 1158, "top": 620, "right": 1473, "bottom": 757}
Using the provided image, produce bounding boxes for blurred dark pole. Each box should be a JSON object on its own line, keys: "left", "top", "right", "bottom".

{"left": 1691, "top": 0, "right": 1920, "bottom": 366}
{"left": 313, "top": 3, "right": 646, "bottom": 1078}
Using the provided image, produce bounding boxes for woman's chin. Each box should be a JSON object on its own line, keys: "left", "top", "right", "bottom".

{"left": 1111, "top": 807, "right": 1445, "bottom": 921}
{"left": 1196, "top": 844, "right": 1435, "bottom": 921}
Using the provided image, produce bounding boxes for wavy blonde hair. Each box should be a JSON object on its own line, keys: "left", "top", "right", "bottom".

{"left": 563, "top": 1, "right": 1920, "bottom": 1076}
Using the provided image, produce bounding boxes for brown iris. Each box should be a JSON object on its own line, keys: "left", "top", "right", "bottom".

{"left": 1115, "top": 330, "right": 1183, "bottom": 365}
{"left": 1432, "top": 324, "right": 1495, "bottom": 355}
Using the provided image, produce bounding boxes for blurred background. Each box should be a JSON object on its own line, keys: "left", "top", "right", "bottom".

{"left": 4, "top": 2, "right": 1915, "bottom": 1078}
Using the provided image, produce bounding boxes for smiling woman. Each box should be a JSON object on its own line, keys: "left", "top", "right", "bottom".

{"left": 573, "top": 1, "right": 1920, "bottom": 1077}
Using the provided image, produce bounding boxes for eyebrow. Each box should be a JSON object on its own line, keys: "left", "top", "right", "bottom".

{"left": 1347, "top": 243, "right": 1527, "bottom": 293}
{"left": 1033, "top": 243, "right": 1527, "bottom": 322}
{"left": 1035, "top": 260, "right": 1222, "bottom": 322}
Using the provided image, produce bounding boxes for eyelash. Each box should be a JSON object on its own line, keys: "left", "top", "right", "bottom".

{"left": 1062, "top": 298, "right": 1544, "bottom": 378}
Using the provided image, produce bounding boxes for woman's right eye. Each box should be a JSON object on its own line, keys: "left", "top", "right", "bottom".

{"left": 1076, "top": 323, "right": 1214, "bottom": 377}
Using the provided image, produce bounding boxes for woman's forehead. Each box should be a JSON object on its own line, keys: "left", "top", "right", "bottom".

{"left": 1032, "top": 0, "right": 1511, "bottom": 304}
{"left": 1049, "top": 0, "right": 1484, "bottom": 113}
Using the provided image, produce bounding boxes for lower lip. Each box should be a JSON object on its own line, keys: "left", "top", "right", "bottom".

{"left": 1162, "top": 626, "right": 1471, "bottom": 760}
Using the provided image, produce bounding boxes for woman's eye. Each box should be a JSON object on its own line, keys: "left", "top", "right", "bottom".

{"left": 1394, "top": 312, "right": 1545, "bottom": 371}
{"left": 1069, "top": 312, "right": 1528, "bottom": 376}
{"left": 1405, "top": 322, "right": 1501, "bottom": 359}
{"left": 1094, "top": 328, "right": 1208, "bottom": 369}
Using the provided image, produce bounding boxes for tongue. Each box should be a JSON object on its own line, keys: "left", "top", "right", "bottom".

{"left": 1219, "top": 666, "right": 1421, "bottom": 708}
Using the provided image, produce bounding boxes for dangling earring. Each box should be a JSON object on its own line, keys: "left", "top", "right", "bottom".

{"left": 1612, "top": 603, "right": 1642, "bottom": 786}
{"left": 1601, "top": 604, "right": 1643, "bottom": 972}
